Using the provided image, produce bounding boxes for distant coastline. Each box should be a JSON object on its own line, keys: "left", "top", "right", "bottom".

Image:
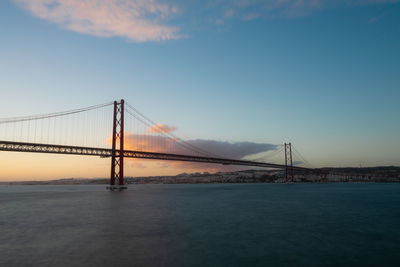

{"left": 1, "top": 167, "right": 399, "bottom": 185}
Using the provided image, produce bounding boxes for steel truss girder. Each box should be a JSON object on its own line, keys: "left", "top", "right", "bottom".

{"left": 0, "top": 140, "right": 314, "bottom": 172}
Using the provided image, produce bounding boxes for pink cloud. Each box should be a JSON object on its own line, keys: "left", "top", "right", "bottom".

{"left": 14, "top": 0, "right": 183, "bottom": 42}
{"left": 148, "top": 123, "right": 177, "bottom": 134}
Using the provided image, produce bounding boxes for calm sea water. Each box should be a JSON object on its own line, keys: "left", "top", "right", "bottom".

{"left": 0, "top": 183, "right": 399, "bottom": 267}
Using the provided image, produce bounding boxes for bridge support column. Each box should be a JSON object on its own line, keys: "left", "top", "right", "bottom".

{"left": 284, "top": 142, "right": 294, "bottom": 183}
{"left": 107, "top": 99, "right": 127, "bottom": 191}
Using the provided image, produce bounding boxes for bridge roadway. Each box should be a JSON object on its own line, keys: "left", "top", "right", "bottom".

{"left": 0, "top": 140, "right": 314, "bottom": 172}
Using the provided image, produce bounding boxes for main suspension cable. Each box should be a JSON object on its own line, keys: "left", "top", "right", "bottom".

{"left": 0, "top": 101, "right": 114, "bottom": 124}
{"left": 125, "top": 102, "right": 220, "bottom": 157}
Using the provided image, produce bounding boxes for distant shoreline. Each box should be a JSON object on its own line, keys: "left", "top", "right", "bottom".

{"left": 1, "top": 181, "right": 399, "bottom": 186}
{"left": 1, "top": 167, "right": 399, "bottom": 185}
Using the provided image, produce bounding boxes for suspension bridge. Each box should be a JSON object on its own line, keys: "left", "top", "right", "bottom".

{"left": 0, "top": 99, "right": 317, "bottom": 189}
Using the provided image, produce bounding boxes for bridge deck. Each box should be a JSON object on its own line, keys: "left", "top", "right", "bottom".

{"left": 0, "top": 140, "right": 314, "bottom": 172}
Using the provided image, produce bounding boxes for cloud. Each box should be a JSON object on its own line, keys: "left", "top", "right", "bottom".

{"left": 14, "top": 0, "right": 399, "bottom": 41}
{"left": 207, "top": 0, "right": 323, "bottom": 25}
{"left": 106, "top": 128, "right": 279, "bottom": 172}
{"left": 13, "top": 0, "right": 183, "bottom": 42}
{"left": 241, "top": 13, "right": 261, "bottom": 21}
{"left": 209, "top": 0, "right": 400, "bottom": 24}
{"left": 123, "top": 131, "right": 277, "bottom": 157}
{"left": 185, "top": 139, "right": 278, "bottom": 159}
{"left": 148, "top": 124, "right": 177, "bottom": 133}
{"left": 162, "top": 139, "right": 279, "bottom": 173}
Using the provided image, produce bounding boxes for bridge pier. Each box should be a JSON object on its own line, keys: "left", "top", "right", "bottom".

{"left": 106, "top": 184, "right": 127, "bottom": 191}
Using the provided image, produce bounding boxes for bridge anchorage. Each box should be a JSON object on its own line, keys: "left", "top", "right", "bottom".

{"left": 0, "top": 98, "right": 319, "bottom": 189}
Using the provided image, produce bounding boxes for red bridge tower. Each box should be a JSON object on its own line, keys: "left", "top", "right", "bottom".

{"left": 284, "top": 142, "right": 294, "bottom": 183}
{"left": 108, "top": 99, "right": 127, "bottom": 190}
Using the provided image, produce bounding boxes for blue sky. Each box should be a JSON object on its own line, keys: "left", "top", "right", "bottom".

{"left": 0, "top": 0, "right": 399, "bottom": 176}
